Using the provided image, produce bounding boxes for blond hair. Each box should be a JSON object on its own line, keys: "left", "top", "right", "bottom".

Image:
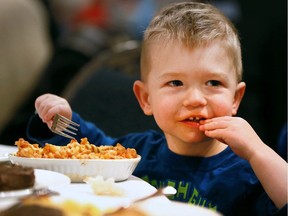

{"left": 141, "top": 2, "right": 242, "bottom": 82}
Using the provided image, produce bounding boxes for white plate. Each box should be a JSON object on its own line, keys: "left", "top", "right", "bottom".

{"left": 0, "top": 169, "right": 70, "bottom": 199}
{"left": 0, "top": 153, "right": 9, "bottom": 162}
{"left": 50, "top": 176, "right": 220, "bottom": 215}
{"left": 0, "top": 174, "right": 220, "bottom": 216}
{"left": 34, "top": 169, "right": 71, "bottom": 189}
{"left": 9, "top": 154, "right": 141, "bottom": 182}
{"left": 0, "top": 145, "right": 17, "bottom": 162}
{"left": 51, "top": 175, "right": 157, "bottom": 211}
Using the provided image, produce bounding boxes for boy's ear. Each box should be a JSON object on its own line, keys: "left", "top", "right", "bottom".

{"left": 232, "top": 82, "right": 246, "bottom": 115}
{"left": 133, "top": 80, "right": 153, "bottom": 116}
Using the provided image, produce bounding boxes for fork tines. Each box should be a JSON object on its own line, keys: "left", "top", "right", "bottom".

{"left": 51, "top": 114, "right": 80, "bottom": 140}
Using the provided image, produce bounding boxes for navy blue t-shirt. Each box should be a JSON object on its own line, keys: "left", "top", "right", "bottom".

{"left": 27, "top": 112, "right": 286, "bottom": 216}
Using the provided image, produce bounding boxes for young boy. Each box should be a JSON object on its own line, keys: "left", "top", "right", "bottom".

{"left": 27, "top": 2, "right": 287, "bottom": 216}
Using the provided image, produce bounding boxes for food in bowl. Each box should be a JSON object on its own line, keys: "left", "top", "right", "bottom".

{"left": 14, "top": 138, "right": 138, "bottom": 159}
{"left": 10, "top": 138, "right": 141, "bottom": 182}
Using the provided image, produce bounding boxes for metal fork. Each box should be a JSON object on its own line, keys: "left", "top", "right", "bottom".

{"left": 50, "top": 114, "right": 80, "bottom": 140}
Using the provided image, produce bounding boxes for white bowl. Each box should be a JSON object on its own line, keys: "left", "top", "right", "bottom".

{"left": 9, "top": 154, "right": 141, "bottom": 183}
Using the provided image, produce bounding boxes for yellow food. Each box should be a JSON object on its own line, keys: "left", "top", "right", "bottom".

{"left": 0, "top": 197, "right": 101, "bottom": 216}
{"left": 0, "top": 196, "right": 147, "bottom": 216}
{"left": 15, "top": 138, "right": 138, "bottom": 159}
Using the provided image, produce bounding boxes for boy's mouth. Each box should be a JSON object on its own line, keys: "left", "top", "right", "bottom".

{"left": 187, "top": 117, "right": 206, "bottom": 123}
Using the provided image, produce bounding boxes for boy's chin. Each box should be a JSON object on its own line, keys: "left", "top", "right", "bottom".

{"left": 186, "top": 136, "right": 213, "bottom": 145}
{"left": 178, "top": 132, "right": 212, "bottom": 144}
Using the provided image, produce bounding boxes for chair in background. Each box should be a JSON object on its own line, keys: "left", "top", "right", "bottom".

{"left": 61, "top": 40, "right": 160, "bottom": 137}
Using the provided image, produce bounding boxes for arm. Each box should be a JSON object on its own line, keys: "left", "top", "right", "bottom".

{"left": 249, "top": 141, "right": 287, "bottom": 209}
{"left": 29, "top": 93, "right": 115, "bottom": 146}
{"left": 199, "top": 116, "right": 287, "bottom": 209}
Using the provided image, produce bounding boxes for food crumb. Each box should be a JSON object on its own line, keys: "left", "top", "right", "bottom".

{"left": 84, "top": 176, "right": 124, "bottom": 196}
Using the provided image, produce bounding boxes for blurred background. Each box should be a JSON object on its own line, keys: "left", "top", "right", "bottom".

{"left": 0, "top": 0, "right": 286, "bottom": 154}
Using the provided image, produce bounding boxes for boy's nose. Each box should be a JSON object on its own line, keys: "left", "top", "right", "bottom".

{"left": 183, "top": 88, "right": 207, "bottom": 107}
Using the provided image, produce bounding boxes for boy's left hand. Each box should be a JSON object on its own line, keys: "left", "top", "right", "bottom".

{"left": 199, "top": 116, "right": 263, "bottom": 161}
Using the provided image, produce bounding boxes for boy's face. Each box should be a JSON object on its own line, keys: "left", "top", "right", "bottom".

{"left": 134, "top": 40, "right": 245, "bottom": 153}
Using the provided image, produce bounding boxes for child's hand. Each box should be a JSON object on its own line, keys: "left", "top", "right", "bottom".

{"left": 35, "top": 93, "right": 73, "bottom": 129}
{"left": 199, "top": 116, "right": 263, "bottom": 161}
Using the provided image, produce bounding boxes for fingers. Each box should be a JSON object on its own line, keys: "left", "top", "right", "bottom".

{"left": 35, "top": 94, "right": 71, "bottom": 125}
{"left": 199, "top": 116, "right": 264, "bottom": 160}
{"left": 199, "top": 116, "right": 235, "bottom": 144}
{"left": 199, "top": 116, "right": 229, "bottom": 131}
{"left": 35, "top": 94, "right": 55, "bottom": 123}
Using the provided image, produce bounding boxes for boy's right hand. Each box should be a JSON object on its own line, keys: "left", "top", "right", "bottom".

{"left": 35, "top": 93, "right": 73, "bottom": 129}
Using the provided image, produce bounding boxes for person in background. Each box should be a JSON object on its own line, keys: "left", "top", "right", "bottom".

{"left": 0, "top": 0, "right": 172, "bottom": 144}
{"left": 20, "top": 2, "right": 288, "bottom": 215}
{"left": 0, "top": 0, "right": 52, "bottom": 135}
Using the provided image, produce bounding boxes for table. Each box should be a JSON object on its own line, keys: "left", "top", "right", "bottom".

{"left": 0, "top": 144, "right": 222, "bottom": 215}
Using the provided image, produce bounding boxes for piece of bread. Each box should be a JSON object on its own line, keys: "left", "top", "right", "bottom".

{"left": 0, "top": 204, "right": 64, "bottom": 216}
{"left": 0, "top": 164, "right": 35, "bottom": 191}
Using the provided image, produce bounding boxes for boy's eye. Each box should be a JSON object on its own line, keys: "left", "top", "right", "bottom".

{"left": 206, "top": 80, "right": 221, "bottom": 87}
{"left": 168, "top": 80, "right": 183, "bottom": 87}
